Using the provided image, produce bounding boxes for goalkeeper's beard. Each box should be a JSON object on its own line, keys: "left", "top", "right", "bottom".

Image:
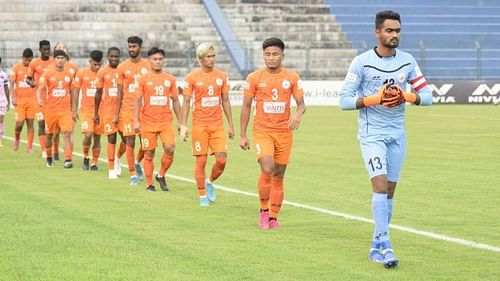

{"left": 383, "top": 40, "right": 399, "bottom": 49}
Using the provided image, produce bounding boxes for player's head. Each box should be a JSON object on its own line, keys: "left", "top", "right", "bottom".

{"left": 107, "top": 47, "right": 121, "bottom": 68}
{"left": 39, "top": 40, "right": 51, "bottom": 59}
{"left": 196, "top": 43, "right": 216, "bottom": 70}
{"left": 53, "top": 42, "right": 70, "bottom": 60}
{"left": 147, "top": 47, "right": 165, "bottom": 72}
{"left": 89, "top": 50, "right": 103, "bottom": 72}
{"left": 262, "top": 37, "right": 285, "bottom": 71}
{"left": 53, "top": 49, "right": 67, "bottom": 68}
{"left": 22, "top": 48, "right": 34, "bottom": 66}
{"left": 127, "top": 36, "right": 143, "bottom": 58}
{"left": 375, "top": 10, "right": 401, "bottom": 49}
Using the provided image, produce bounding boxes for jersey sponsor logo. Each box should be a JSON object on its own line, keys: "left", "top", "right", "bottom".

{"left": 86, "top": 89, "right": 96, "bottom": 97}
{"left": 263, "top": 101, "right": 286, "bottom": 114}
{"left": 52, "top": 89, "right": 66, "bottom": 97}
{"left": 150, "top": 96, "right": 167, "bottom": 106}
{"left": 345, "top": 72, "right": 357, "bottom": 82}
{"left": 108, "top": 88, "right": 118, "bottom": 96}
{"left": 196, "top": 81, "right": 203, "bottom": 86}
{"left": 282, "top": 80, "right": 290, "bottom": 89}
{"left": 201, "top": 96, "right": 219, "bottom": 107}
{"left": 216, "top": 78, "right": 223, "bottom": 86}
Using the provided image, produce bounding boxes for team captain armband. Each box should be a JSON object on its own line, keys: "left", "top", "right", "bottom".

{"left": 409, "top": 75, "right": 428, "bottom": 92}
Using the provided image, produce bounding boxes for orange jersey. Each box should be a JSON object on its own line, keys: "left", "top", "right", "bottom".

{"left": 117, "top": 58, "right": 149, "bottom": 114}
{"left": 73, "top": 67, "right": 98, "bottom": 114}
{"left": 96, "top": 65, "right": 121, "bottom": 115}
{"left": 39, "top": 68, "right": 74, "bottom": 113}
{"left": 137, "top": 71, "right": 178, "bottom": 126}
{"left": 29, "top": 57, "right": 54, "bottom": 87}
{"left": 48, "top": 61, "right": 79, "bottom": 78}
{"left": 183, "top": 68, "right": 229, "bottom": 126}
{"left": 244, "top": 67, "right": 304, "bottom": 133}
{"left": 9, "top": 63, "right": 35, "bottom": 101}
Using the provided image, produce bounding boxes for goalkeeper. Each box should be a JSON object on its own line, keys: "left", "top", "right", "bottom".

{"left": 339, "top": 10, "right": 432, "bottom": 269}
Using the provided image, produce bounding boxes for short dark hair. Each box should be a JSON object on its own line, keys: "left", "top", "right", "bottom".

{"left": 127, "top": 36, "right": 143, "bottom": 46}
{"left": 262, "top": 37, "right": 285, "bottom": 51}
{"left": 147, "top": 47, "right": 165, "bottom": 57}
{"left": 375, "top": 10, "right": 401, "bottom": 29}
{"left": 22, "top": 48, "right": 34, "bottom": 58}
{"left": 90, "top": 50, "right": 103, "bottom": 62}
{"left": 39, "top": 40, "right": 50, "bottom": 48}
{"left": 107, "top": 47, "right": 120, "bottom": 55}
{"left": 53, "top": 50, "right": 67, "bottom": 58}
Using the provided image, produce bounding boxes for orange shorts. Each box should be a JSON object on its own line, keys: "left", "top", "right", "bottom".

{"left": 80, "top": 112, "right": 103, "bottom": 135}
{"left": 118, "top": 112, "right": 135, "bottom": 136}
{"left": 140, "top": 124, "right": 176, "bottom": 151}
{"left": 44, "top": 111, "right": 74, "bottom": 134}
{"left": 191, "top": 124, "right": 227, "bottom": 156}
{"left": 100, "top": 113, "right": 118, "bottom": 136}
{"left": 253, "top": 131, "right": 293, "bottom": 165}
{"left": 14, "top": 99, "right": 36, "bottom": 121}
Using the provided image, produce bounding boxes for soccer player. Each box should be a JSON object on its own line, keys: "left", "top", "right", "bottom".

{"left": 239, "top": 38, "right": 305, "bottom": 229}
{"left": 0, "top": 57, "right": 10, "bottom": 147}
{"left": 115, "top": 36, "right": 149, "bottom": 185}
{"left": 36, "top": 49, "right": 77, "bottom": 168}
{"left": 72, "top": 50, "right": 103, "bottom": 170}
{"left": 29, "top": 40, "right": 53, "bottom": 158}
{"left": 134, "top": 47, "right": 181, "bottom": 192}
{"left": 95, "top": 47, "right": 121, "bottom": 179}
{"left": 10, "top": 48, "right": 35, "bottom": 152}
{"left": 339, "top": 10, "right": 432, "bottom": 268}
{"left": 51, "top": 43, "right": 79, "bottom": 161}
{"left": 180, "top": 43, "right": 235, "bottom": 207}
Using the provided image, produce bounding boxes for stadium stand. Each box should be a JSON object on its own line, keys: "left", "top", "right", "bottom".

{"left": 217, "top": 0, "right": 357, "bottom": 79}
{"left": 0, "top": 0, "right": 241, "bottom": 79}
{"left": 325, "top": 0, "right": 500, "bottom": 79}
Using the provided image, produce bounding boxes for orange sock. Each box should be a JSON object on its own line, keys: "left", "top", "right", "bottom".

{"left": 39, "top": 135, "right": 46, "bottom": 152}
{"left": 92, "top": 148, "right": 100, "bottom": 165}
{"left": 53, "top": 139, "right": 59, "bottom": 156}
{"left": 258, "top": 172, "right": 272, "bottom": 210}
{"left": 46, "top": 147, "right": 52, "bottom": 158}
{"left": 107, "top": 143, "right": 116, "bottom": 170}
{"left": 144, "top": 153, "right": 154, "bottom": 186}
{"left": 195, "top": 155, "right": 207, "bottom": 196}
{"left": 126, "top": 145, "right": 136, "bottom": 176}
{"left": 64, "top": 142, "right": 72, "bottom": 161}
{"left": 117, "top": 141, "right": 126, "bottom": 159}
{"left": 83, "top": 145, "right": 90, "bottom": 158}
{"left": 209, "top": 157, "right": 226, "bottom": 182}
{"left": 136, "top": 148, "right": 144, "bottom": 163}
{"left": 27, "top": 131, "right": 34, "bottom": 148}
{"left": 159, "top": 153, "right": 174, "bottom": 176}
{"left": 269, "top": 177, "right": 284, "bottom": 218}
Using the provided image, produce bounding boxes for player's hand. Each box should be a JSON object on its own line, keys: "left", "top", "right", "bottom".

{"left": 37, "top": 97, "right": 43, "bottom": 108}
{"left": 134, "top": 121, "right": 140, "bottom": 134}
{"left": 72, "top": 112, "right": 79, "bottom": 122}
{"left": 94, "top": 115, "right": 100, "bottom": 125}
{"left": 228, "top": 126, "right": 235, "bottom": 140}
{"left": 363, "top": 84, "right": 386, "bottom": 107}
{"left": 381, "top": 85, "right": 403, "bottom": 108}
{"left": 112, "top": 115, "right": 119, "bottom": 126}
{"left": 179, "top": 125, "right": 188, "bottom": 141}
{"left": 288, "top": 111, "right": 302, "bottom": 130}
{"left": 26, "top": 77, "right": 35, "bottom": 88}
{"left": 239, "top": 136, "right": 250, "bottom": 150}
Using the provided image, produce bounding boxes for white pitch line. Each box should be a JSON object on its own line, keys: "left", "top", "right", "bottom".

{"left": 3, "top": 136, "right": 500, "bottom": 253}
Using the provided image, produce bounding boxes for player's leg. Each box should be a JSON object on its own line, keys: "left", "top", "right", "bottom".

{"left": 107, "top": 132, "right": 118, "bottom": 179}
{"left": 53, "top": 126, "right": 60, "bottom": 161}
{"left": 253, "top": 131, "right": 276, "bottom": 229}
{"left": 91, "top": 133, "right": 101, "bottom": 171}
{"left": 13, "top": 104, "right": 26, "bottom": 150}
{"left": 36, "top": 111, "right": 47, "bottom": 158}
{"left": 44, "top": 112, "right": 56, "bottom": 166}
{"left": 140, "top": 131, "right": 157, "bottom": 191}
{"left": 82, "top": 132, "right": 92, "bottom": 170}
{"left": 135, "top": 134, "right": 145, "bottom": 180}
{"left": 267, "top": 132, "right": 293, "bottom": 229}
{"left": 0, "top": 114, "right": 5, "bottom": 147}
{"left": 192, "top": 125, "right": 210, "bottom": 206}
{"left": 120, "top": 117, "right": 138, "bottom": 185}
{"left": 115, "top": 132, "right": 126, "bottom": 176}
{"left": 205, "top": 126, "right": 228, "bottom": 203}
{"left": 25, "top": 100, "right": 36, "bottom": 152}
{"left": 155, "top": 126, "right": 175, "bottom": 192}
{"left": 60, "top": 113, "right": 74, "bottom": 169}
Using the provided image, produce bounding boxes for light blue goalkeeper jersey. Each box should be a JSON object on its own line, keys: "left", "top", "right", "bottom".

{"left": 340, "top": 48, "right": 432, "bottom": 137}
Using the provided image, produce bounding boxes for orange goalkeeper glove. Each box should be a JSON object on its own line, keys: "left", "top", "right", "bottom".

{"left": 363, "top": 84, "right": 387, "bottom": 107}
{"left": 390, "top": 85, "right": 418, "bottom": 104}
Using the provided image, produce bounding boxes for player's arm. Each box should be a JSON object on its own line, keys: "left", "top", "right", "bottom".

{"left": 94, "top": 87, "right": 103, "bottom": 124}
{"left": 70, "top": 86, "right": 80, "bottom": 121}
{"left": 36, "top": 81, "right": 46, "bottom": 107}
{"left": 3, "top": 82, "right": 10, "bottom": 110}
{"left": 172, "top": 95, "right": 182, "bottom": 130}
{"left": 133, "top": 95, "right": 141, "bottom": 133}
{"left": 288, "top": 96, "right": 305, "bottom": 130}
{"left": 179, "top": 80, "right": 192, "bottom": 141}
{"left": 239, "top": 95, "right": 253, "bottom": 151}
{"left": 340, "top": 57, "right": 370, "bottom": 110}
{"left": 406, "top": 60, "right": 432, "bottom": 106}
{"left": 221, "top": 90, "right": 234, "bottom": 140}
{"left": 9, "top": 79, "right": 16, "bottom": 107}
{"left": 114, "top": 83, "right": 123, "bottom": 124}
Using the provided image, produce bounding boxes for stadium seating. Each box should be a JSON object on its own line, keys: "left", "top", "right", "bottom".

{"left": 325, "top": 0, "right": 500, "bottom": 79}
{"left": 217, "top": 0, "right": 357, "bottom": 79}
{"left": 0, "top": 0, "right": 240, "bottom": 79}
